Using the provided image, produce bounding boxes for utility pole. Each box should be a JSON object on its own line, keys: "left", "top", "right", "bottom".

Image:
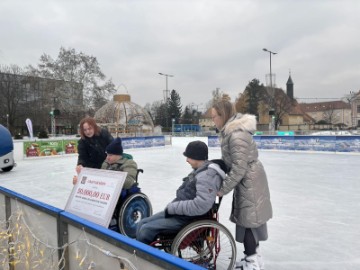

{"left": 263, "top": 48, "right": 277, "bottom": 132}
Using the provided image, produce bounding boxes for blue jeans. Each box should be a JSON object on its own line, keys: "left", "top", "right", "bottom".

{"left": 136, "top": 210, "right": 193, "bottom": 244}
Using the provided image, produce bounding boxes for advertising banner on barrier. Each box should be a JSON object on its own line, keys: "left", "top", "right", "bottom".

{"left": 63, "top": 139, "right": 78, "bottom": 154}
{"left": 208, "top": 135, "right": 360, "bottom": 153}
{"left": 145, "top": 136, "right": 166, "bottom": 147}
{"left": 336, "top": 136, "right": 360, "bottom": 152}
{"left": 65, "top": 168, "right": 126, "bottom": 227}
{"left": 122, "top": 137, "right": 146, "bottom": 149}
{"left": 260, "top": 136, "right": 295, "bottom": 150}
{"left": 208, "top": 136, "right": 220, "bottom": 147}
{"left": 294, "top": 136, "right": 336, "bottom": 152}
{"left": 23, "top": 136, "right": 165, "bottom": 158}
{"left": 23, "top": 140, "right": 64, "bottom": 157}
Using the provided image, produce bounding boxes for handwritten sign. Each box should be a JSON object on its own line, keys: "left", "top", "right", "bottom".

{"left": 65, "top": 167, "right": 127, "bottom": 227}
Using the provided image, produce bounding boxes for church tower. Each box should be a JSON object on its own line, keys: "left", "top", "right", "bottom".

{"left": 286, "top": 72, "right": 294, "bottom": 99}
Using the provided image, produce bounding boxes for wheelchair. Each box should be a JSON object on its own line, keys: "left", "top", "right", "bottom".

{"left": 109, "top": 169, "right": 153, "bottom": 238}
{"left": 150, "top": 197, "right": 236, "bottom": 270}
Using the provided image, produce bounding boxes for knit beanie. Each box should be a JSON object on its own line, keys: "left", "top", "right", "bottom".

{"left": 106, "top": 138, "right": 123, "bottom": 155}
{"left": 183, "top": 141, "right": 208, "bottom": 160}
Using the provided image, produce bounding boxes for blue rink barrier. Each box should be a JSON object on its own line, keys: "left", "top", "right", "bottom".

{"left": 0, "top": 186, "right": 204, "bottom": 270}
{"left": 122, "top": 136, "right": 166, "bottom": 149}
{"left": 208, "top": 135, "right": 360, "bottom": 153}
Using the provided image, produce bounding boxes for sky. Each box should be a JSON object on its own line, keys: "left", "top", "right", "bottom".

{"left": 1, "top": 137, "right": 360, "bottom": 269}
{"left": 1, "top": 0, "right": 360, "bottom": 110}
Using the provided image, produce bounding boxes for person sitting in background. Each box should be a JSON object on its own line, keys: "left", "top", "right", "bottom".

{"left": 73, "top": 137, "right": 137, "bottom": 190}
{"left": 136, "top": 140, "right": 225, "bottom": 244}
{"left": 76, "top": 117, "right": 113, "bottom": 174}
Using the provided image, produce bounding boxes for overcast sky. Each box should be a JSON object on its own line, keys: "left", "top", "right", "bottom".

{"left": 1, "top": 0, "right": 359, "bottom": 110}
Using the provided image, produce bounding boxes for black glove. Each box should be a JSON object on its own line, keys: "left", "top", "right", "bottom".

{"left": 164, "top": 208, "right": 173, "bottom": 218}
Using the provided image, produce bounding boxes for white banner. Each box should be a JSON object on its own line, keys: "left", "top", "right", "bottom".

{"left": 65, "top": 168, "right": 127, "bottom": 227}
{"left": 25, "top": 118, "right": 34, "bottom": 140}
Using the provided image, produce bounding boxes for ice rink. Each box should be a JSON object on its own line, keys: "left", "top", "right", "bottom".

{"left": 1, "top": 137, "right": 360, "bottom": 270}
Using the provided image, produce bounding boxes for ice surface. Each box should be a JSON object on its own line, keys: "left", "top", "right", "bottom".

{"left": 1, "top": 137, "right": 360, "bottom": 270}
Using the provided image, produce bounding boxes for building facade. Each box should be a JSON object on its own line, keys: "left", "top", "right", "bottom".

{"left": 0, "top": 72, "right": 83, "bottom": 136}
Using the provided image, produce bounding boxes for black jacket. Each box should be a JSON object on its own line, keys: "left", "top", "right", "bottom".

{"left": 77, "top": 129, "right": 113, "bottom": 169}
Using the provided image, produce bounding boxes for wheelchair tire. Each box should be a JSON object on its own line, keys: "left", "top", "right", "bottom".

{"left": 171, "top": 219, "right": 236, "bottom": 270}
{"left": 118, "top": 193, "right": 152, "bottom": 238}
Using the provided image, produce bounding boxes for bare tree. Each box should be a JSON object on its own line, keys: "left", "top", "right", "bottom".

{"left": 0, "top": 65, "right": 25, "bottom": 134}
{"left": 323, "top": 105, "right": 339, "bottom": 124}
{"left": 205, "top": 87, "right": 231, "bottom": 111}
{"left": 271, "top": 89, "right": 295, "bottom": 129}
{"left": 26, "top": 47, "right": 115, "bottom": 114}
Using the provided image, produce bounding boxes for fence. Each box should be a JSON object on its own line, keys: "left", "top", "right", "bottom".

{"left": 0, "top": 186, "right": 205, "bottom": 270}
{"left": 208, "top": 135, "right": 360, "bottom": 153}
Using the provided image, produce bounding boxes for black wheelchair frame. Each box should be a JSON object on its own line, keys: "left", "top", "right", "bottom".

{"left": 109, "top": 169, "right": 153, "bottom": 238}
{"left": 150, "top": 197, "right": 236, "bottom": 270}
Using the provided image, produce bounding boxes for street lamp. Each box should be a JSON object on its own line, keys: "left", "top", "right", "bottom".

{"left": 158, "top": 72, "right": 174, "bottom": 103}
{"left": 159, "top": 72, "right": 174, "bottom": 130}
{"left": 6, "top": 114, "right": 9, "bottom": 129}
{"left": 263, "top": 48, "right": 277, "bottom": 132}
{"left": 172, "top": 118, "right": 175, "bottom": 136}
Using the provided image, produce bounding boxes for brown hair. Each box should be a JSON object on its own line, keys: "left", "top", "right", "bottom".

{"left": 79, "top": 117, "right": 101, "bottom": 139}
{"left": 212, "top": 100, "right": 236, "bottom": 129}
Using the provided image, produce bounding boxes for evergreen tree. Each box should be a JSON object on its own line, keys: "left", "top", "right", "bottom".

{"left": 168, "top": 89, "right": 182, "bottom": 124}
{"left": 181, "top": 106, "right": 193, "bottom": 124}
{"left": 235, "top": 79, "right": 265, "bottom": 116}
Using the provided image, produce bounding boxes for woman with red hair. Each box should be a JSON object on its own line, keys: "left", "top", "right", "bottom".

{"left": 76, "top": 117, "right": 113, "bottom": 173}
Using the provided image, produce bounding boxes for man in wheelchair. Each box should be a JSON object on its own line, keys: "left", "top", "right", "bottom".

{"left": 73, "top": 137, "right": 138, "bottom": 189}
{"left": 136, "top": 140, "right": 226, "bottom": 244}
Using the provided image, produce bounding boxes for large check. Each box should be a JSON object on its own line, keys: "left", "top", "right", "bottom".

{"left": 65, "top": 167, "right": 127, "bottom": 227}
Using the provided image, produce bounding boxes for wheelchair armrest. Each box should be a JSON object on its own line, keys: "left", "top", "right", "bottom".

{"left": 135, "top": 169, "right": 144, "bottom": 184}
{"left": 211, "top": 196, "right": 223, "bottom": 215}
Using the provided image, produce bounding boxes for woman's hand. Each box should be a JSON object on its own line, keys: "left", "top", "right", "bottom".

{"left": 217, "top": 191, "right": 224, "bottom": 197}
{"left": 75, "top": 165, "right": 83, "bottom": 174}
{"left": 72, "top": 175, "right": 78, "bottom": 185}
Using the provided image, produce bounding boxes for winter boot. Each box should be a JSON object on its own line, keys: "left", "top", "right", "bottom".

{"left": 256, "top": 246, "right": 265, "bottom": 270}
{"left": 234, "top": 254, "right": 260, "bottom": 270}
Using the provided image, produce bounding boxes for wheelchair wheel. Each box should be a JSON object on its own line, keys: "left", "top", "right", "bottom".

{"left": 171, "top": 219, "right": 236, "bottom": 270}
{"left": 118, "top": 193, "right": 152, "bottom": 238}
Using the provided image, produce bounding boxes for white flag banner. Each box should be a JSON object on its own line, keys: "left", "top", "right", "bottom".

{"left": 25, "top": 118, "right": 34, "bottom": 140}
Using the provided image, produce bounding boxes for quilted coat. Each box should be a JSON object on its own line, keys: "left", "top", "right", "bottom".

{"left": 219, "top": 113, "right": 272, "bottom": 228}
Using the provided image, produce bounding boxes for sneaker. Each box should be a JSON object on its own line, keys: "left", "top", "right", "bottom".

{"left": 256, "top": 246, "right": 265, "bottom": 270}
{"left": 234, "top": 254, "right": 260, "bottom": 270}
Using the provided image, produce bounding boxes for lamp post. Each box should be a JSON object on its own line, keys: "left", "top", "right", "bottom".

{"left": 159, "top": 72, "right": 174, "bottom": 130}
{"left": 172, "top": 118, "right": 175, "bottom": 136}
{"left": 263, "top": 48, "right": 277, "bottom": 132}
{"left": 158, "top": 72, "right": 174, "bottom": 103}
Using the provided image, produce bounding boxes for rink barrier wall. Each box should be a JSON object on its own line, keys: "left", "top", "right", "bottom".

{"left": 12, "top": 136, "right": 167, "bottom": 161}
{"left": 0, "top": 186, "right": 205, "bottom": 270}
{"left": 208, "top": 135, "right": 360, "bottom": 153}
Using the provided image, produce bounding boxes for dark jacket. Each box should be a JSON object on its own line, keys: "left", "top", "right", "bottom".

{"left": 219, "top": 113, "right": 272, "bottom": 228}
{"left": 77, "top": 129, "right": 113, "bottom": 169}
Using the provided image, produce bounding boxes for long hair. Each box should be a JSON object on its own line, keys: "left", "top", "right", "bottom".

{"left": 212, "top": 100, "right": 236, "bottom": 129}
{"left": 79, "top": 117, "right": 101, "bottom": 139}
